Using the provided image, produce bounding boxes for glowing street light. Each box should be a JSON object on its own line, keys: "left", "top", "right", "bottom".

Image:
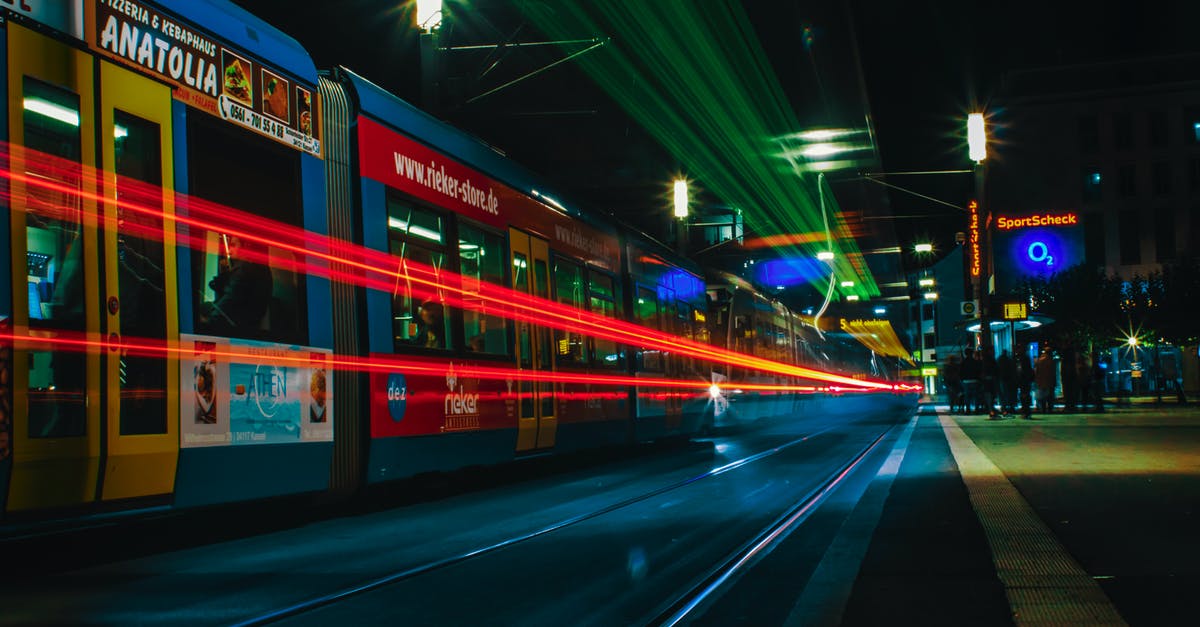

{"left": 417, "top": 0, "right": 443, "bottom": 31}
{"left": 841, "top": 280, "right": 855, "bottom": 287}
{"left": 914, "top": 242, "right": 933, "bottom": 253}
{"left": 923, "top": 291, "right": 939, "bottom": 300}
{"left": 846, "top": 295, "right": 860, "bottom": 302}
{"left": 816, "top": 251, "right": 834, "bottom": 261}
{"left": 968, "top": 112, "right": 987, "bottom": 163}
{"left": 673, "top": 178, "right": 689, "bottom": 218}
{"left": 918, "top": 278, "right": 935, "bottom": 287}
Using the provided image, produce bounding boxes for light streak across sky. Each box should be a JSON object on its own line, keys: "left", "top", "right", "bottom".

{"left": 514, "top": 0, "right": 880, "bottom": 299}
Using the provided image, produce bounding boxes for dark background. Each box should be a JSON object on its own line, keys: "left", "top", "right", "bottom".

{"left": 233, "top": 0, "right": 1200, "bottom": 270}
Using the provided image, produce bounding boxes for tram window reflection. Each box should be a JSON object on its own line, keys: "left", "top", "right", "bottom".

{"left": 388, "top": 198, "right": 451, "bottom": 351}
{"left": 113, "top": 110, "right": 168, "bottom": 435}
{"left": 22, "top": 77, "right": 85, "bottom": 438}
{"left": 589, "top": 272, "right": 622, "bottom": 368}
{"left": 458, "top": 223, "right": 509, "bottom": 355}
{"left": 635, "top": 287, "right": 662, "bottom": 372}
{"left": 553, "top": 258, "right": 586, "bottom": 366}
{"left": 188, "top": 112, "right": 306, "bottom": 344}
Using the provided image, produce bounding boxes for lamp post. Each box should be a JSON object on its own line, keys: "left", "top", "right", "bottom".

{"left": 968, "top": 112, "right": 997, "bottom": 415}
{"left": 417, "top": 0, "right": 444, "bottom": 112}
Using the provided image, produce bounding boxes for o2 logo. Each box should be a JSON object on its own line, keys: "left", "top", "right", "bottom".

{"left": 1027, "top": 241, "right": 1055, "bottom": 268}
{"left": 387, "top": 374, "right": 408, "bottom": 422}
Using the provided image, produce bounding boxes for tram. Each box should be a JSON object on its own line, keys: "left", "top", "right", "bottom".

{"left": 0, "top": 0, "right": 914, "bottom": 523}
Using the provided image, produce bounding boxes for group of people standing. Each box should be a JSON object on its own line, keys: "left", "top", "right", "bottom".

{"left": 943, "top": 344, "right": 1104, "bottom": 418}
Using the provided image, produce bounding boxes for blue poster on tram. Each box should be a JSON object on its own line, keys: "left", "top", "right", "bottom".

{"left": 180, "top": 334, "right": 333, "bottom": 447}
{"left": 228, "top": 361, "right": 302, "bottom": 444}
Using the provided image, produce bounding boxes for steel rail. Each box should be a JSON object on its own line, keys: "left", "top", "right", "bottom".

{"left": 230, "top": 425, "right": 841, "bottom": 627}
{"left": 651, "top": 421, "right": 899, "bottom": 626}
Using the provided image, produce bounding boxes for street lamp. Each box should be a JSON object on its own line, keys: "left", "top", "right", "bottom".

{"left": 968, "top": 111, "right": 997, "bottom": 416}
{"left": 914, "top": 242, "right": 933, "bottom": 254}
{"left": 673, "top": 178, "right": 689, "bottom": 254}
{"left": 968, "top": 113, "right": 987, "bottom": 162}
{"left": 417, "top": 0, "right": 444, "bottom": 111}
{"left": 673, "top": 178, "right": 689, "bottom": 218}
{"left": 416, "top": 0, "right": 443, "bottom": 30}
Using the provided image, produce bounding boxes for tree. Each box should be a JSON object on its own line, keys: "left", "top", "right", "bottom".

{"left": 1145, "top": 256, "right": 1200, "bottom": 346}
{"left": 1016, "top": 263, "right": 1124, "bottom": 350}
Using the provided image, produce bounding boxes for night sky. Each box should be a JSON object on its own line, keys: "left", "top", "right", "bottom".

{"left": 234, "top": 0, "right": 1200, "bottom": 269}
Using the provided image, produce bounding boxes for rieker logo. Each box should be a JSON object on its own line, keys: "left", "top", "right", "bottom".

{"left": 444, "top": 362, "right": 479, "bottom": 416}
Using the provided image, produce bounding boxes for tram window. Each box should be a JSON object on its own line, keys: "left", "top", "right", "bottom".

{"left": 677, "top": 303, "right": 694, "bottom": 372}
{"left": 635, "top": 287, "right": 662, "bottom": 372}
{"left": 188, "top": 112, "right": 306, "bottom": 344}
{"left": 387, "top": 199, "right": 450, "bottom": 351}
{"left": 775, "top": 324, "right": 789, "bottom": 362}
{"left": 588, "top": 271, "right": 622, "bottom": 369}
{"left": 113, "top": 110, "right": 167, "bottom": 436}
{"left": 458, "top": 223, "right": 509, "bottom": 355}
{"left": 553, "top": 258, "right": 586, "bottom": 367}
{"left": 22, "top": 77, "right": 85, "bottom": 439}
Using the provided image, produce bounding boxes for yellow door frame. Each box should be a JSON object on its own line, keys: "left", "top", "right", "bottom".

{"left": 6, "top": 23, "right": 101, "bottom": 512}
{"left": 97, "top": 60, "right": 179, "bottom": 501}
{"left": 510, "top": 229, "right": 557, "bottom": 451}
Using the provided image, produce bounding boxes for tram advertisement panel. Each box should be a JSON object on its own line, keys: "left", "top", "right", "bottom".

{"left": 369, "top": 359, "right": 514, "bottom": 438}
{"left": 85, "top": 0, "right": 321, "bottom": 156}
{"left": 357, "top": 117, "right": 618, "bottom": 271}
{"left": 180, "top": 334, "right": 333, "bottom": 448}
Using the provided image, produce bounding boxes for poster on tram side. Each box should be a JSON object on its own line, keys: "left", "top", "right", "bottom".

{"left": 180, "top": 335, "right": 333, "bottom": 447}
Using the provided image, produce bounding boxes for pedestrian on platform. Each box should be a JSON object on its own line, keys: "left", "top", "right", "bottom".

{"left": 1076, "top": 352, "right": 1093, "bottom": 413}
{"left": 997, "top": 350, "right": 1017, "bottom": 415}
{"left": 961, "top": 348, "right": 980, "bottom": 414}
{"left": 944, "top": 354, "right": 963, "bottom": 414}
{"left": 1061, "top": 344, "right": 1079, "bottom": 413}
{"left": 1017, "top": 348, "right": 1035, "bottom": 419}
{"left": 1035, "top": 350, "right": 1056, "bottom": 413}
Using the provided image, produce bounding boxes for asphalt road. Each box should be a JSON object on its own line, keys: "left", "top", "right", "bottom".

{"left": 2, "top": 407, "right": 910, "bottom": 626}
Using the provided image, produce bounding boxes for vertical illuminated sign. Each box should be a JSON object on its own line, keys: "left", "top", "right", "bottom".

{"left": 968, "top": 200, "right": 981, "bottom": 278}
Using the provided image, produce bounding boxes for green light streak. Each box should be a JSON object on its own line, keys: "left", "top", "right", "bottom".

{"left": 516, "top": 0, "right": 878, "bottom": 298}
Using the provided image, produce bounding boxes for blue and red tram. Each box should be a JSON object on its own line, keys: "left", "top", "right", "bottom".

{"left": 0, "top": 0, "right": 915, "bottom": 525}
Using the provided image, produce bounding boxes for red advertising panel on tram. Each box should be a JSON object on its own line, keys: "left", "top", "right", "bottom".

{"left": 357, "top": 116, "right": 618, "bottom": 270}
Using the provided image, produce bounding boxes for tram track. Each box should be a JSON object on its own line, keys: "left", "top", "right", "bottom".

{"left": 650, "top": 421, "right": 900, "bottom": 626}
{"left": 230, "top": 423, "right": 852, "bottom": 627}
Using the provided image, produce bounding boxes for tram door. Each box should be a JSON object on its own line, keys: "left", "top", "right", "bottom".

{"left": 509, "top": 229, "right": 556, "bottom": 451}
{"left": 5, "top": 24, "right": 177, "bottom": 513}
{"left": 96, "top": 61, "right": 178, "bottom": 501}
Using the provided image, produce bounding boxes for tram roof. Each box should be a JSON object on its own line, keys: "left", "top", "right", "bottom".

{"left": 170, "top": 0, "right": 318, "bottom": 84}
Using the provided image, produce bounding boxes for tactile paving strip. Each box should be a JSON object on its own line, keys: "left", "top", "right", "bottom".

{"left": 940, "top": 416, "right": 1128, "bottom": 626}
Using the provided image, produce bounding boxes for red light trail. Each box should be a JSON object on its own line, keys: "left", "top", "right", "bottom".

{"left": 1, "top": 330, "right": 915, "bottom": 394}
{"left": 3, "top": 144, "right": 909, "bottom": 391}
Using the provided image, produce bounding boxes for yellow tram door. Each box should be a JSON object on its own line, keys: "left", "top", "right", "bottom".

{"left": 95, "top": 61, "right": 179, "bottom": 501}
{"left": 6, "top": 24, "right": 102, "bottom": 512}
{"left": 509, "top": 229, "right": 557, "bottom": 451}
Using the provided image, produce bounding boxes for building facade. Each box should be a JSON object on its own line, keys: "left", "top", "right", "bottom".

{"left": 990, "top": 54, "right": 1200, "bottom": 279}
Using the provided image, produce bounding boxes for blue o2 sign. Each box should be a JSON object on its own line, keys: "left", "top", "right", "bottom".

{"left": 993, "top": 211, "right": 1084, "bottom": 295}
{"left": 386, "top": 374, "right": 408, "bottom": 422}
